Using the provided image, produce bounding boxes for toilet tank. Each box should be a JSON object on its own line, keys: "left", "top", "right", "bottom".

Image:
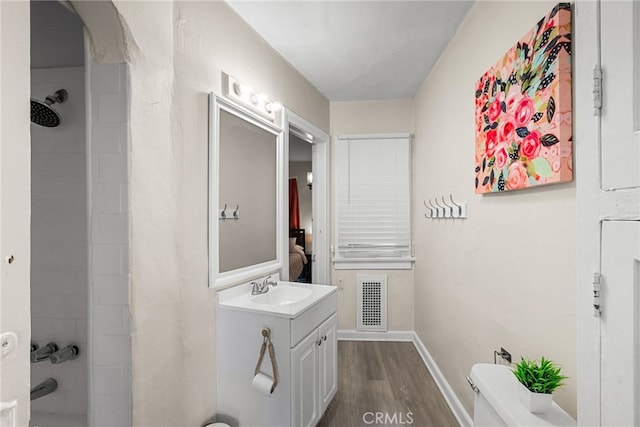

{"left": 468, "top": 364, "right": 576, "bottom": 427}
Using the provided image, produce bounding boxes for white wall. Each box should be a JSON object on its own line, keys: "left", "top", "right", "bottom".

{"left": 412, "top": 1, "right": 576, "bottom": 417}
{"left": 30, "top": 66, "right": 88, "bottom": 419}
{"left": 330, "top": 99, "right": 415, "bottom": 332}
{"left": 65, "top": 2, "right": 331, "bottom": 425}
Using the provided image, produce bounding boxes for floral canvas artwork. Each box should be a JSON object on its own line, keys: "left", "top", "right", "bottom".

{"left": 474, "top": 3, "right": 572, "bottom": 193}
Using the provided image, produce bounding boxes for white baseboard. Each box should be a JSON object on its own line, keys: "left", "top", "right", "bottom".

{"left": 411, "top": 332, "right": 472, "bottom": 427}
{"left": 337, "top": 329, "right": 415, "bottom": 342}
{"left": 337, "top": 329, "right": 472, "bottom": 427}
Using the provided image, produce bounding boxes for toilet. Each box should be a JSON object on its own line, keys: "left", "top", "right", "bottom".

{"left": 468, "top": 364, "right": 576, "bottom": 426}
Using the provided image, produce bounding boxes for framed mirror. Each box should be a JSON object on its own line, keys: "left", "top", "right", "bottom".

{"left": 209, "top": 94, "right": 284, "bottom": 288}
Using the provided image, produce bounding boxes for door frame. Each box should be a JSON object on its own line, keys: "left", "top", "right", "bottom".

{"left": 0, "top": 2, "right": 32, "bottom": 425}
{"left": 575, "top": 2, "right": 601, "bottom": 423}
{"left": 283, "top": 109, "right": 330, "bottom": 285}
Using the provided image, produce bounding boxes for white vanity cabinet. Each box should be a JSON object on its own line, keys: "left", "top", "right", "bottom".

{"left": 291, "top": 313, "right": 337, "bottom": 427}
{"left": 216, "top": 281, "right": 338, "bottom": 427}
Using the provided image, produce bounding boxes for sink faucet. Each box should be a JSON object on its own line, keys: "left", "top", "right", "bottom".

{"left": 251, "top": 275, "right": 278, "bottom": 295}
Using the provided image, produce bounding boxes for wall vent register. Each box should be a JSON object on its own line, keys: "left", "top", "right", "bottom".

{"left": 357, "top": 275, "right": 388, "bottom": 331}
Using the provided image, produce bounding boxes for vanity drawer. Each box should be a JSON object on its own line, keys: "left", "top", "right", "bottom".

{"left": 290, "top": 292, "right": 337, "bottom": 348}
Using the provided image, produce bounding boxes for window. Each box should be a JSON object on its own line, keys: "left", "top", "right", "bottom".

{"left": 334, "top": 134, "right": 413, "bottom": 269}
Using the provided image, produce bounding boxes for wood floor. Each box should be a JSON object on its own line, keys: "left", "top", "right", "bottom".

{"left": 318, "top": 341, "right": 459, "bottom": 427}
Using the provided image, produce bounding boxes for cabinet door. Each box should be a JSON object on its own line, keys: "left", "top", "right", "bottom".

{"left": 318, "top": 313, "right": 338, "bottom": 414}
{"left": 291, "top": 329, "right": 319, "bottom": 427}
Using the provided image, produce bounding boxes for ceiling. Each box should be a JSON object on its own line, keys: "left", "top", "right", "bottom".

{"left": 226, "top": 1, "right": 474, "bottom": 102}
{"left": 31, "top": 1, "right": 84, "bottom": 68}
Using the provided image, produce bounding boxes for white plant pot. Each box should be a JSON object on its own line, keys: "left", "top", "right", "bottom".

{"left": 517, "top": 383, "right": 554, "bottom": 413}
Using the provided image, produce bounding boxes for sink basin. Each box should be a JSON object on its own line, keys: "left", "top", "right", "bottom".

{"left": 251, "top": 285, "right": 312, "bottom": 306}
{"left": 218, "top": 280, "right": 337, "bottom": 318}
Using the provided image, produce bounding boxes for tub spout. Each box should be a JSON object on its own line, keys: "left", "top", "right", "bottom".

{"left": 30, "top": 378, "right": 57, "bottom": 401}
{"left": 30, "top": 342, "right": 58, "bottom": 363}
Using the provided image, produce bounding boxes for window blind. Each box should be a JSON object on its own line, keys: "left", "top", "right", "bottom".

{"left": 334, "top": 134, "right": 412, "bottom": 267}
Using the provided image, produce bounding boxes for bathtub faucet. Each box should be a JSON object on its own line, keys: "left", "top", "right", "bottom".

{"left": 50, "top": 345, "right": 80, "bottom": 364}
{"left": 30, "top": 342, "right": 58, "bottom": 363}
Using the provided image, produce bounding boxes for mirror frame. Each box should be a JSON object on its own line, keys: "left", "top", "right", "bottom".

{"left": 209, "top": 94, "right": 284, "bottom": 288}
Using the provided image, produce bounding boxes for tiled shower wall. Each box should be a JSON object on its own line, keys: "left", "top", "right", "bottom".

{"left": 87, "top": 61, "right": 131, "bottom": 427}
{"left": 31, "top": 66, "right": 88, "bottom": 418}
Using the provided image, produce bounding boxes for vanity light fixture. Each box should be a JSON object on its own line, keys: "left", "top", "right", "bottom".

{"left": 223, "top": 72, "right": 282, "bottom": 121}
{"left": 307, "top": 172, "right": 313, "bottom": 190}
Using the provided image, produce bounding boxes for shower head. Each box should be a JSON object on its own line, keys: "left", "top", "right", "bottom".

{"left": 30, "top": 89, "right": 68, "bottom": 128}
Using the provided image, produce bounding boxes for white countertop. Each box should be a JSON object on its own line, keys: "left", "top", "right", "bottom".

{"left": 217, "top": 280, "right": 337, "bottom": 319}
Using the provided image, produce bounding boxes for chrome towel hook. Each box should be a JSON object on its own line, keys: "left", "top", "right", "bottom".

{"left": 440, "top": 196, "right": 452, "bottom": 217}
{"left": 432, "top": 198, "right": 445, "bottom": 218}
{"left": 423, "top": 200, "right": 434, "bottom": 218}
{"left": 449, "top": 194, "right": 461, "bottom": 218}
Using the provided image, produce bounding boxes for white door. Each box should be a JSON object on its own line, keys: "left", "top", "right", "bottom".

{"left": 600, "top": 0, "right": 640, "bottom": 190}
{"left": 601, "top": 221, "right": 639, "bottom": 426}
{"left": 590, "top": 0, "right": 640, "bottom": 424}
{"left": 0, "top": 2, "right": 32, "bottom": 426}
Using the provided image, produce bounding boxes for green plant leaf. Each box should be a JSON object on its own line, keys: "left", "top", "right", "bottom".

{"left": 512, "top": 356, "right": 568, "bottom": 394}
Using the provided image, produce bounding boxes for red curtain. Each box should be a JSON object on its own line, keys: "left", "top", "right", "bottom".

{"left": 289, "top": 178, "right": 300, "bottom": 229}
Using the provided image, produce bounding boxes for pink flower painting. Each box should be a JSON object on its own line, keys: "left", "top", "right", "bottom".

{"left": 474, "top": 3, "right": 572, "bottom": 193}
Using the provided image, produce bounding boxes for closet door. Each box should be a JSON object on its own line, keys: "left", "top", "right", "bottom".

{"left": 600, "top": 221, "right": 639, "bottom": 426}
{"left": 600, "top": 0, "right": 640, "bottom": 190}
{"left": 598, "top": 2, "right": 640, "bottom": 425}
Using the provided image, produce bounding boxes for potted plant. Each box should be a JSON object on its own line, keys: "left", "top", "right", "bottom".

{"left": 512, "top": 356, "right": 568, "bottom": 413}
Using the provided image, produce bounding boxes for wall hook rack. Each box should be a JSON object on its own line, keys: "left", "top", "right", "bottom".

{"left": 219, "top": 203, "right": 240, "bottom": 220}
{"left": 424, "top": 194, "right": 467, "bottom": 219}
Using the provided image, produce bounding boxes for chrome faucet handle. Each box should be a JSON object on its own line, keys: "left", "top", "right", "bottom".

{"left": 50, "top": 345, "right": 80, "bottom": 364}
{"left": 31, "top": 342, "right": 58, "bottom": 363}
{"left": 262, "top": 275, "right": 272, "bottom": 287}
{"left": 251, "top": 281, "right": 261, "bottom": 295}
